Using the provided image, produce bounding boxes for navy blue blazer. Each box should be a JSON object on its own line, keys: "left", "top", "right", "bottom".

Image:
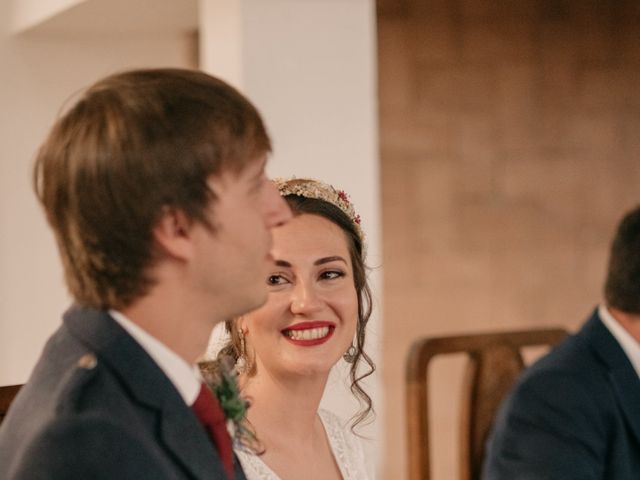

{"left": 483, "top": 308, "right": 640, "bottom": 479}
{"left": 0, "top": 306, "right": 245, "bottom": 480}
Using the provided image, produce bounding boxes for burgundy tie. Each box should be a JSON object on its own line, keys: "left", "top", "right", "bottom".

{"left": 191, "top": 383, "right": 235, "bottom": 480}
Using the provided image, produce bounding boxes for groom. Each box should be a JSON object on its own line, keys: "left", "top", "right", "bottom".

{"left": 0, "top": 68, "right": 291, "bottom": 479}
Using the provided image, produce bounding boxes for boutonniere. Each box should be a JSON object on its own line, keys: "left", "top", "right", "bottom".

{"left": 212, "top": 355, "right": 247, "bottom": 431}
{"left": 199, "top": 355, "right": 262, "bottom": 453}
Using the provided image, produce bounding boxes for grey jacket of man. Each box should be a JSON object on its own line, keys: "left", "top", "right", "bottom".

{"left": 0, "top": 305, "right": 245, "bottom": 480}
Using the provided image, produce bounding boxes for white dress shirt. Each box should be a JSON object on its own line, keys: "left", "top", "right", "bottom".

{"left": 109, "top": 309, "right": 201, "bottom": 405}
{"left": 599, "top": 303, "right": 640, "bottom": 379}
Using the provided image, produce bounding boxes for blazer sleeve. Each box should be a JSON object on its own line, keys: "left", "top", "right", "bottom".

{"left": 9, "top": 415, "right": 177, "bottom": 480}
{"left": 483, "top": 369, "right": 610, "bottom": 480}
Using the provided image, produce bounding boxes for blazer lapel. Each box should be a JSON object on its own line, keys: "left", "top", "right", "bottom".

{"left": 160, "top": 404, "right": 229, "bottom": 480}
{"left": 608, "top": 366, "right": 640, "bottom": 445}
{"left": 584, "top": 310, "right": 640, "bottom": 446}
{"left": 63, "top": 305, "right": 229, "bottom": 480}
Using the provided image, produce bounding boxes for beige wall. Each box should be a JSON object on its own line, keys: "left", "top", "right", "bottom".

{"left": 378, "top": 0, "right": 640, "bottom": 478}
{"left": 0, "top": 2, "right": 195, "bottom": 384}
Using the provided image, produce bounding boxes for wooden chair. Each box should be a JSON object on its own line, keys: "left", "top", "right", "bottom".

{"left": 406, "top": 328, "right": 568, "bottom": 480}
{"left": 0, "top": 384, "right": 23, "bottom": 425}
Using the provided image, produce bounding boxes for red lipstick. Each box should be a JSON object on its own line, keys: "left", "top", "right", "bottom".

{"left": 282, "top": 321, "right": 336, "bottom": 346}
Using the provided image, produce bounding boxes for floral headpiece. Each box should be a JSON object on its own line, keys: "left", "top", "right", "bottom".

{"left": 274, "top": 177, "right": 366, "bottom": 248}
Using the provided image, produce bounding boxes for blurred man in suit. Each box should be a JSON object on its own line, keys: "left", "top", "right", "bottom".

{"left": 484, "top": 206, "right": 640, "bottom": 479}
{"left": 0, "top": 68, "right": 291, "bottom": 479}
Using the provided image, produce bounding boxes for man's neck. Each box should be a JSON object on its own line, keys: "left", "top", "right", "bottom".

{"left": 121, "top": 283, "right": 217, "bottom": 364}
{"left": 608, "top": 306, "right": 640, "bottom": 343}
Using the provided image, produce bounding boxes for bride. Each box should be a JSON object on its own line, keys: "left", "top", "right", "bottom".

{"left": 205, "top": 177, "right": 375, "bottom": 479}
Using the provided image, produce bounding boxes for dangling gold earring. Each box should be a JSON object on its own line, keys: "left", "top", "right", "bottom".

{"left": 236, "top": 328, "right": 247, "bottom": 373}
{"left": 343, "top": 344, "right": 357, "bottom": 363}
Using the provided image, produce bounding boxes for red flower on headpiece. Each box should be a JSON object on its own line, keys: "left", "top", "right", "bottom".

{"left": 337, "top": 190, "right": 350, "bottom": 204}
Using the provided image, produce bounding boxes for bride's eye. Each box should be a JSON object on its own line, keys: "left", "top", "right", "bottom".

{"left": 320, "top": 270, "right": 345, "bottom": 281}
{"left": 267, "top": 274, "right": 287, "bottom": 285}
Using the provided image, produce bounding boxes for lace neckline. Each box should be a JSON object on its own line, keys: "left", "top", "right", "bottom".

{"left": 234, "top": 409, "right": 367, "bottom": 480}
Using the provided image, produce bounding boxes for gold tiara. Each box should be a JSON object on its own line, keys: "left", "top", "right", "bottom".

{"left": 273, "top": 177, "right": 365, "bottom": 247}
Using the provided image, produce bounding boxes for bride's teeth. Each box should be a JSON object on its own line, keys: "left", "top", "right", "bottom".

{"left": 286, "top": 326, "right": 330, "bottom": 340}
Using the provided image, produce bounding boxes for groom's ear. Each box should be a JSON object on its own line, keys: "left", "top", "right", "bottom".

{"left": 152, "top": 207, "right": 196, "bottom": 261}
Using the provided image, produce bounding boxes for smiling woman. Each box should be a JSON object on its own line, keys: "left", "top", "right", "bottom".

{"left": 240, "top": 212, "right": 359, "bottom": 383}
{"left": 202, "top": 178, "right": 375, "bottom": 480}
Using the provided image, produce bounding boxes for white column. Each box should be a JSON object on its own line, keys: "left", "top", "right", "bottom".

{"left": 198, "top": 0, "right": 244, "bottom": 87}
{"left": 199, "top": 1, "right": 382, "bottom": 476}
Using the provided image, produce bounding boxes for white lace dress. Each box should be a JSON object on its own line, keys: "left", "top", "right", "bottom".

{"left": 235, "top": 409, "right": 370, "bottom": 480}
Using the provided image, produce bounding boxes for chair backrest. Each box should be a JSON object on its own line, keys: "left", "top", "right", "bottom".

{"left": 0, "top": 384, "right": 23, "bottom": 425}
{"left": 406, "top": 328, "right": 568, "bottom": 480}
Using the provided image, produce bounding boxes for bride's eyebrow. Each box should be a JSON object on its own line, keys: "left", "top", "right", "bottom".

{"left": 314, "top": 256, "right": 347, "bottom": 266}
{"left": 273, "top": 256, "right": 347, "bottom": 267}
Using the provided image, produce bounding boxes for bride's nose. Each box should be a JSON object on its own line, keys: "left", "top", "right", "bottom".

{"left": 289, "top": 280, "right": 323, "bottom": 315}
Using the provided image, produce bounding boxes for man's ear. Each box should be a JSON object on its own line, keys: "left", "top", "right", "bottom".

{"left": 152, "top": 207, "right": 196, "bottom": 260}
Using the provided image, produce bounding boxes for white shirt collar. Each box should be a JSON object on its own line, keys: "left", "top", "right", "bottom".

{"left": 599, "top": 304, "right": 640, "bottom": 378}
{"left": 109, "top": 309, "right": 201, "bottom": 405}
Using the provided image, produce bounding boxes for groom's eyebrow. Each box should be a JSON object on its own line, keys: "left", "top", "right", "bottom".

{"left": 274, "top": 260, "right": 292, "bottom": 267}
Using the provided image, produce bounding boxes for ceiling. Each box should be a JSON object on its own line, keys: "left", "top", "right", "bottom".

{"left": 14, "top": 0, "right": 198, "bottom": 36}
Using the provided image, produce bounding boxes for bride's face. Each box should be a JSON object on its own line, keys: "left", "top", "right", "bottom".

{"left": 241, "top": 213, "right": 358, "bottom": 379}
